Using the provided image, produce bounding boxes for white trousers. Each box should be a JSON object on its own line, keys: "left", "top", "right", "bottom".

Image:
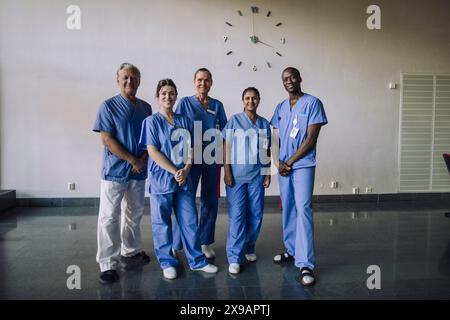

{"left": 96, "top": 179, "right": 146, "bottom": 272}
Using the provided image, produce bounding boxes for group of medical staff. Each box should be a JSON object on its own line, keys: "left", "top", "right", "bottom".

{"left": 94, "top": 63, "right": 327, "bottom": 286}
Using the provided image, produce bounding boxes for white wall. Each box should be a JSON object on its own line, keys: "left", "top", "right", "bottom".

{"left": 1, "top": 0, "right": 450, "bottom": 198}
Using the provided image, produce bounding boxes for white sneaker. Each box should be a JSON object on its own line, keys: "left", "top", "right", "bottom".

{"left": 163, "top": 267, "right": 177, "bottom": 280}
{"left": 245, "top": 253, "right": 257, "bottom": 262}
{"left": 201, "top": 245, "right": 216, "bottom": 258}
{"left": 192, "top": 263, "right": 218, "bottom": 274}
{"left": 228, "top": 263, "right": 240, "bottom": 274}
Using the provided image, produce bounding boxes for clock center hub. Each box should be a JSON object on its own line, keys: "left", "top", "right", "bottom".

{"left": 249, "top": 35, "right": 259, "bottom": 44}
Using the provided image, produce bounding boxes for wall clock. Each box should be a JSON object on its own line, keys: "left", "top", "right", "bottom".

{"left": 223, "top": 6, "right": 285, "bottom": 71}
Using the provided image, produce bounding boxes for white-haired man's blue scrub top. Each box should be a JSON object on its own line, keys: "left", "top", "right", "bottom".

{"left": 270, "top": 93, "right": 327, "bottom": 270}
{"left": 93, "top": 94, "right": 152, "bottom": 272}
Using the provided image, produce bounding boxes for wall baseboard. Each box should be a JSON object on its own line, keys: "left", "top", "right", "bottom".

{"left": 12, "top": 192, "right": 450, "bottom": 208}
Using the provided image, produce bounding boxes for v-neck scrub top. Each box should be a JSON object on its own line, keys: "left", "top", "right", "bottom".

{"left": 270, "top": 93, "right": 327, "bottom": 169}
{"left": 93, "top": 94, "right": 152, "bottom": 182}
{"left": 175, "top": 95, "right": 227, "bottom": 157}
{"left": 222, "top": 112, "right": 271, "bottom": 183}
{"left": 139, "top": 112, "right": 194, "bottom": 194}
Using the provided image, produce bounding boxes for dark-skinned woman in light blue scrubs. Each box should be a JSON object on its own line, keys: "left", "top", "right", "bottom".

{"left": 222, "top": 87, "right": 271, "bottom": 275}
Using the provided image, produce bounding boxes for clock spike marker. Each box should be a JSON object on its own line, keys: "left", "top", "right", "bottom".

{"left": 276, "top": 52, "right": 282, "bottom": 56}
{"left": 267, "top": 11, "right": 271, "bottom": 17}
{"left": 226, "top": 51, "right": 233, "bottom": 55}
{"left": 267, "top": 62, "right": 271, "bottom": 68}
{"left": 251, "top": 6, "right": 259, "bottom": 14}
{"left": 237, "top": 61, "right": 242, "bottom": 67}
{"left": 253, "top": 65, "right": 258, "bottom": 72}
{"left": 276, "top": 22, "right": 282, "bottom": 27}
{"left": 226, "top": 22, "right": 233, "bottom": 26}
{"left": 237, "top": 10, "right": 243, "bottom": 16}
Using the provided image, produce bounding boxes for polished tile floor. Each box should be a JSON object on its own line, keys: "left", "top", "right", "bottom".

{"left": 1, "top": 202, "right": 450, "bottom": 300}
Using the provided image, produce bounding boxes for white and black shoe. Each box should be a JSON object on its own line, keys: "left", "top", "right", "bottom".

{"left": 273, "top": 252, "right": 294, "bottom": 264}
{"left": 299, "top": 267, "right": 316, "bottom": 287}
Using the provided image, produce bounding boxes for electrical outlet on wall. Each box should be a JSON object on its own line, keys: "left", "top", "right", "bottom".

{"left": 352, "top": 187, "right": 360, "bottom": 194}
{"left": 388, "top": 82, "right": 397, "bottom": 89}
{"left": 68, "top": 183, "right": 76, "bottom": 191}
{"left": 365, "top": 187, "right": 373, "bottom": 193}
{"left": 330, "top": 181, "right": 338, "bottom": 189}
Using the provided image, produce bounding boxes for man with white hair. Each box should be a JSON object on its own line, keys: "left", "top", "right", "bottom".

{"left": 93, "top": 63, "right": 152, "bottom": 284}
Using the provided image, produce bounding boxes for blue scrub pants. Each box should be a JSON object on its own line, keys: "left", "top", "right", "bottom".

{"left": 150, "top": 189, "right": 208, "bottom": 270}
{"left": 225, "top": 180, "right": 265, "bottom": 264}
{"left": 172, "top": 164, "right": 219, "bottom": 250}
{"left": 278, "top": 167, "right": 316, "bottom": 270}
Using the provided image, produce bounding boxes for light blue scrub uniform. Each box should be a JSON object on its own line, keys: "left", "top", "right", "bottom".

{"left": 93, "top": 94, "right": 152, "bottom": 272}
{"left": 172, "top": 95, "right": 228, "bottom": 250}
{"left": 93, "top": 94, "right": 152, "bottom": 182}
{"left": 139, "top": 112, "right": 208, "bottom": 270}
{"left": 270, "top": 93, "right": 327, "bottom": 270}
{"left": 222, "top": 112, "right": 271, "bottom": 264}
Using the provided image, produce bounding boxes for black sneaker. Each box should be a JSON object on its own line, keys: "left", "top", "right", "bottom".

{"left": 121, "top": 251, "right": 151, "bottom": 264}
{"left": 299, "top": 267, "right": 316, "bottom": 287}
{"left": 99, "top": 270, "right": 119, "bottom": 284}
{"left": 273, "top": 252, "right": 295, "bottom": 264}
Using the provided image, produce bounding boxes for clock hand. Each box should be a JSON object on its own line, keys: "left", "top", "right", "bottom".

{"left": 257, "top": 39, "right": 274, "bottom": 48}
{"left": 252, "top": 12, "right": 255, "bottom": 38}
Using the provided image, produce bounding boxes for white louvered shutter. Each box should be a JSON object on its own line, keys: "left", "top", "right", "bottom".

{"left": 399, "top": 74, "right": 450, "bottom": 192}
